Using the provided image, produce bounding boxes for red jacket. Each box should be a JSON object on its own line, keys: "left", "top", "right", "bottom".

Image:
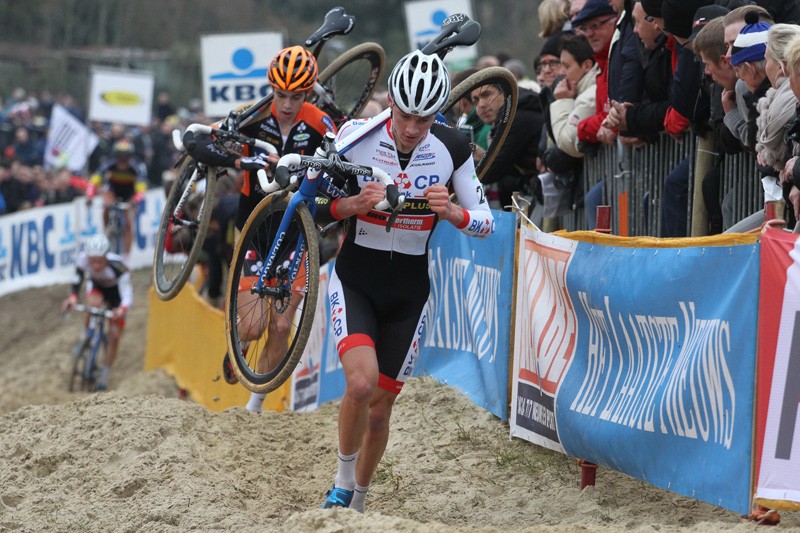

{"left": 662, "top": 36, "right": 690, "bottom": 135}
{"left": 577, "top": 40, "right": 611, "bottom": 143}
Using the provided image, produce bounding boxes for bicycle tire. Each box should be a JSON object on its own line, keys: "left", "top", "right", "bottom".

{"left": 106, "top": 210, "right": 124, "bottom": 255}
{"left": 85, "top": 337, "right": 106, "bottom": 392}
{"left": 225, "top": 193, "right": 320, "bottom": 394}
{"left": 68, "top": 338, "right": 90, "bottom": 392}
{"left": 314, "top": 42, "right": 385, "bottom": 125}
{"left": 153, "top": 156, "right": 218, "bottom": 301}
{"left": 441, "top": 66, "right": 518, "bottom": 181}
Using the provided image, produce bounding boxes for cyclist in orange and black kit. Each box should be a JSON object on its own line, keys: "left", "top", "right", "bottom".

{"left": 185, "top": 45, "right": 337, "bottom": 412}
{"left": 88, "top": 139, "right": 148, "bottom": 259}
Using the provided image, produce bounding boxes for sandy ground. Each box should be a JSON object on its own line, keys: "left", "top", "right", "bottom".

{"left": 0, "top": 269, "right": 798, "bottom": 532}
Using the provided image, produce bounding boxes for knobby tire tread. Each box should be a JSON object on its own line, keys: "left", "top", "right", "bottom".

{"left": 225, "top": 193, "right": 320, "bottom": 394}
{"left": 153, "top": 157, "right": 217, "bottom": 300}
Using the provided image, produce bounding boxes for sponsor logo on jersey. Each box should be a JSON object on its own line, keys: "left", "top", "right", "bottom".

{"left": 329, "top": 291, "right": 344, "bottom": 337}
{"left": 413, "top": 174, "right": 441, "bottom": 188}
{"left": 380, "top": 141, "right": 394, "bottom": 150}
{"left": 322, "top": 116, "right": 335, "bottom": 132}
{"left": 377, "top": 149, "right": 394, "bottom": 158}
{"left": 394, "top": 172, "right": 412, "bottom": 190}
{"left": 413, "top": 153, "right": 434, "bottom": 161}
{"left": 293, "top": 133, "right": 310, "bottom": 142}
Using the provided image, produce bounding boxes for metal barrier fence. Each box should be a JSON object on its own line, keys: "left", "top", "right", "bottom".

{"left": 559, "top": 133, "right": 763, "bottom": 236}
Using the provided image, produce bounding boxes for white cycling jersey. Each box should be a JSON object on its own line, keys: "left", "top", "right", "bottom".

{"left": 329, "top": 118, "right": 494, "bottom": 256}
{"left": 71, "top": 252, "right": 133, "bottom": 308}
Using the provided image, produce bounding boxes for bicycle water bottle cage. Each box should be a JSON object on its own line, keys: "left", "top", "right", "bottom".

{"left": 421, "top": 15, "right": 481, "bottom": 57}
{"left": 305, "top": 7, "right": 355, "bottom": 47}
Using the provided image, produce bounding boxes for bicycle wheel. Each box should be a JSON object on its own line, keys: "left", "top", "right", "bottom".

{"left": 441, "top": 66, "right": 518, "bottom": 181}
{"left": 153, "top": 156, "right": 218, "bottom": 301}
{"left": 225, "top": 193, "right": 320, "bottom": 393}
{"left": 105, "top": 209, "right": 124, "bottom": 255}
{"left": 68, "top": 338, "right": 91, "bottom": 392}
{"left": 313, "top": 42, "right": 385, "bottom": 125}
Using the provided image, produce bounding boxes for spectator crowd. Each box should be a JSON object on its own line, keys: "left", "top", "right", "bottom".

{"left": 450, "top": 0, "right": 800, "bottom": 236}
{"left": 7, "top": 0, "right": 800, "bottom": 239}
{"left": 0, "top": 88, "right": 195, "bottom": 215}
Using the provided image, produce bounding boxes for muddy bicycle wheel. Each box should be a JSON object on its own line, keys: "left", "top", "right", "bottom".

{"left": 153, "top": 156, "right": 218, "bottom": 301}
{"left": 442, "top": 66, "right": 518, "bottom": 181}
{"left": 225, "top": 193, "right": 320, "bottom": 394}
{"left": 313, "top": 42, "right": 385, "bottom": 125}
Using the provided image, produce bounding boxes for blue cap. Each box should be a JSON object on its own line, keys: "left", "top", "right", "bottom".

{"left": 572, "top": 0, "right": 617, "bottom": 27}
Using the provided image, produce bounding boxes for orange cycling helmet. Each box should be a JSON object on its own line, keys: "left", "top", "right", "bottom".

{"left": 268, "top": 46, "right": 318, "bottom": 92}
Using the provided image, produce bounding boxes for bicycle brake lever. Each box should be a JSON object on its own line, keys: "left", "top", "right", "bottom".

{"left": 382, "top": 184, "right": 406, "bottom": 232}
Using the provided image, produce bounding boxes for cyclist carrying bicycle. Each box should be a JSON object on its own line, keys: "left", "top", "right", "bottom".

{"left": 88, "top": 139, "right": 148, "bottom": 259}
{"left": 62, "top": 234, "right": 133, "bottom": 391}
{"left": 315, "top": 50, "right": 494, "bottom": 512}
{"left": 185, "top": 45, "right": 337, "bottom": 413}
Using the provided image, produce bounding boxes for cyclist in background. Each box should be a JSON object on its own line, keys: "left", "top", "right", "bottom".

{"left": 62, "top": 234, "right": 133, "bottom": 391}
{"left": 185, "top": 45, "right": 337, "bottom": 413}
{"left": 315, "top": 50, "right": 495, "bottom": 512}
{"left": 88, "top": 139, "right": 148, "bottom": 259}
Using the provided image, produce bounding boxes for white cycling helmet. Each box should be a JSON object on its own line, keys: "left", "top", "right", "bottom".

{"left": 388, "top": 50, "right": 451, "bottom": 116}
{"left": 84, "top": 234, "right": 110, "bottom": 257}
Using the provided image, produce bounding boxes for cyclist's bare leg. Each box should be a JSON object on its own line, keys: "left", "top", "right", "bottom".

{"left": 255, "top": 291, "right": 302, "bottom": 374}
{"left": 338, "top": 345, "right": 380, "bottom": 455}
{"left": 101, "top": 190, "right": 116, "bottom": 228}
{"left": 123, "top": 206, "right": 135, "bottom": 257}
{"left": 354, "top": 387, "right": 396, "bottom": 487}
{"left": 105, "top": 320, "right": 122, "bottom": 368}
{"left": 235, "top": 289, "right": 271, "bottom": 343}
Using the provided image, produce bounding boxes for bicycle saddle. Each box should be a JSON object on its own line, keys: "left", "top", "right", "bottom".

{"left": 305, "top": 7, "right": 355, "bottom": 47}
{"left": 421, "top": 15, "right": 481, "bottom": 56}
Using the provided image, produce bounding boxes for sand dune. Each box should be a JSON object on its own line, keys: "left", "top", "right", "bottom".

{"left": 0, "top": 270, "right": 797, "bottom": 531}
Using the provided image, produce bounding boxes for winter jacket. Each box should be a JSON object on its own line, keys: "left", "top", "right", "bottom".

{"left": 549, "top": 65, "right": 599, "bottom": 157}
{"left": 482, "top": 88, "right": 544, "bottom": 184}
{"left": 625, "top": 34, "right": 673, "bottom": 142}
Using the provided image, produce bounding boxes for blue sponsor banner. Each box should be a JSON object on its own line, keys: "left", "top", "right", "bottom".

{"left": 0, "top": 189, "right": 163, "bottom": 297}
{"left": 554, "top": 240, "right": 759, "bottom": 513}
{"left": 415, "top": 209, "right": 515, "bottom": 420}
{"left": 315, "top": 210, "right": 515, "bottom": 420}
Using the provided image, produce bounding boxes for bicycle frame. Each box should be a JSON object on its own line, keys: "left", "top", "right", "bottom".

{"left": 74, "top": 304, "right": 112, "bottom": 386}
{"left": 250, "top": 110, "right": 397, "bottom": 298}
{"left": 242, "top": 12, "right": 481, "bottom": 297}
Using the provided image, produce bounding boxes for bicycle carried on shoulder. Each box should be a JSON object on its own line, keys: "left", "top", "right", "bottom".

{"left": 224, "top": 13, "right": 499, "bottom": 393}
{"left": 68, "top": 304, "right": 114, "bottom": 393}
{"left": 152, "top": 6, "right": 386, "bottom": 301}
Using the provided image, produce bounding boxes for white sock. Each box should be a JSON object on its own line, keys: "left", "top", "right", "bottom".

{"left": 350, "top": 484, "right": 369, "bottom": 513}
{"left": 245, "top": 392, "right": 266, "bottom": 413}
{"left": 334, "top": 450, "right": 359, "bottom": 491}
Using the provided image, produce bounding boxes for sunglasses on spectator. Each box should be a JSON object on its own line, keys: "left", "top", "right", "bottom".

{"left": 577, "top": 16, "right": 616, "bottom": 33}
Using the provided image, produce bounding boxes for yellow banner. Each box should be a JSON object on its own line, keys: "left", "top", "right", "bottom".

{"left": 144, "top": 284, "right": 289, "bottom": 412}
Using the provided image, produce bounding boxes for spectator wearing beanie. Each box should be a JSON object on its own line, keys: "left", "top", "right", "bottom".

{"left": 723, "top": 11, "right": 772, "bottom": 152}
{"left": 536, "top": 30, "right": 570, "bottom": 89}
